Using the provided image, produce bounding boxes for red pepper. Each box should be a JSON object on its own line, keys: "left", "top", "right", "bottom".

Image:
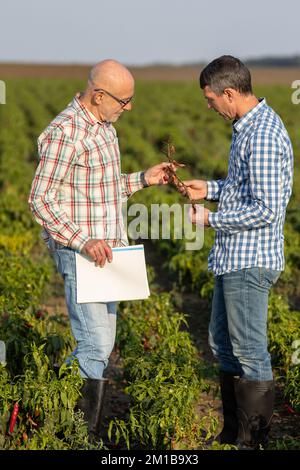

{"left": 284, "top": 403, "right": 295, "bottom": 414}
{"left": 9, "top": 402, "right": 19, "bottom": 434}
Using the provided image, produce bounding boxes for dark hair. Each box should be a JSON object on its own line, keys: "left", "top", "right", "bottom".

{"left": 199, "top": 55, "right": 253, "bottom": 95}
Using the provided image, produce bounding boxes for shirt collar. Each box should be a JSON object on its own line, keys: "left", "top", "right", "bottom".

{"left": 233, "top": 98, "right": 266, "bottom": 133}
{"left": 71, "top": 93, "right": 110, "bottom": 128}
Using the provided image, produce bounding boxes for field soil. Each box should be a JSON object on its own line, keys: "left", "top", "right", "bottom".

{"left": 1, "top": 63, "right": 300, "bottom": 85}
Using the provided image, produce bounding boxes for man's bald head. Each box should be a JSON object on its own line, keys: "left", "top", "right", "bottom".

{"left": 88, "top": 59, "right": 134, "bottom": 95}
{"left": 80, "top": 60, "right": 135, "bottom": 123}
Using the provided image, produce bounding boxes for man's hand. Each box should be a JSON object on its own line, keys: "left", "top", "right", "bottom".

{"left": 179, "top": 180, "right": 208, "bottom": 200}
{"left": 82, "top": 239, "right": 113, "bottom": 267}
{"left": 189, "top": 205, "right": 211, "bottom": 226}
{"left": 144, "top": 163, "right": 177, "bottom": 186}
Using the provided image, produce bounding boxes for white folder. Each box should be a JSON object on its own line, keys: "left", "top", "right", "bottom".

{"left": 75, "top": 244, "right": 150, "bottom": 303}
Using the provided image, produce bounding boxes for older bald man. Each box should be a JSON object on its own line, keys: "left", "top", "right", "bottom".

{"left": 29, "top": 60, "right": 173, "bottom": 438}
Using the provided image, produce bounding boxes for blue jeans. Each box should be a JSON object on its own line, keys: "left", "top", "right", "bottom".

{"left": 49, "top": 239, "right": 117, "bottom": 379}
{"left": 209, "top": 267, "right": 281, "bottom": 381}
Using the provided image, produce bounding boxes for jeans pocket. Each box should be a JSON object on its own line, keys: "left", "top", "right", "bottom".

{"left": 55, "top": 249, "right": 76, "bottom": 280}
{"left": 47, "top": 237, "right": 67, "bottom": 253}
{"left": 259, "top": 268, "right": 281, "bottom": 288}
{"left": 51, "top": 251, "right": 61, "bottom": 273}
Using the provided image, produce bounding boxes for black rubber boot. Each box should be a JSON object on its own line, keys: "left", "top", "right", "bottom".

{"left": 234, "top": 377, "right": 275, "bottom": 450}
{"left": 216, "top": 371, "right": 239, "bottom": 444}
{"left": 76, "top": 378, "right": 109, "bottom": 441}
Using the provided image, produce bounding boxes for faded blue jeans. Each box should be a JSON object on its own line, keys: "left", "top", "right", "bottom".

{"left": 49, "top": 239, "right": 117, "bottom": 379}
{"left": 209, "top": 267, "right": 281, "bottom": 381}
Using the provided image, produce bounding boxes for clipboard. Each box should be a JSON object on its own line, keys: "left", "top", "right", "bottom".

{"left": 75, "top": 244, "right": 150, "bottom": 303}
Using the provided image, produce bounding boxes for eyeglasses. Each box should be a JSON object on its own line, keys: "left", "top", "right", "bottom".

{"left": 94, "top": 88, "right": 133, "bottom": 108}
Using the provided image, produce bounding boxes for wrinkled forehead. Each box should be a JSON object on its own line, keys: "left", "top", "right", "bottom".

{"left": 113, "top": 75, "right": 135, "bottom": 96}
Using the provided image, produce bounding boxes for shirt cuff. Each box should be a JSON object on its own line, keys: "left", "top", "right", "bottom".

{"left": 68, "top": 231, "right": 91, "bottom": 252}
{"left": 206, "top": 181, "right": 220, "bottom": 201}
{"left": 127, "top": 171, "right": 145, "bottom": 193}
{"left": 208, "top": 211, "right": 222, "bottom": 229}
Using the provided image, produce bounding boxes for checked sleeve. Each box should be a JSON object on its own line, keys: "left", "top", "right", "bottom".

{"left": 28, "top": 128, "right": 90, "bottom": 251}
{"left": 121, "top": 171, "right": 145, "bottom": 201}
{"left": 209, "top": 132, "right": 282, "bottom": 233}
{"left": 206, "top": 179, "right": 226, "bottom": 201}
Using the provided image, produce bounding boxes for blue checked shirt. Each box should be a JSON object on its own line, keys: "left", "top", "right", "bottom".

{"left": 207, "top": 98, "right": 293, "bottom": 276}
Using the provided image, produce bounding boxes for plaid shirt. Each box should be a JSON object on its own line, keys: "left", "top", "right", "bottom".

{"left": 207, "top": 98, "right": 294, "bottom": 275}
{"left": 29, "top": 95, "right": 145, "bottom": 252}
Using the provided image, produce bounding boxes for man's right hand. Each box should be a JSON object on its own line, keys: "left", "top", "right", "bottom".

{"left": 179, "top": 180, "right": 208, "bottom": 200}
{"left": 82, "top": 239, "right": 113, "bottom": 267}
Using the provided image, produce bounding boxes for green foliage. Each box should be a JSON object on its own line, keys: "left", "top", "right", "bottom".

{"left": 0, "top": 346, "right": 102, "bottom": 449}
{"left": 109, "top": 293, "right": 210, "bottom": 449}
{"left": 0, "top": 309, "right": 75, "bottom": 377}
{"left": 267, "top": 437, "right": 300, "bottom": 450}
{"left": 0, "top": 251, "right": 52, "bottom": 311}
{"left": 167, "top": 230, "right": 215, "bottom": 298}
{"left": 0, "top": 78, "right": 299, "bottom": 449}
{"left": 268, "top": 293, "right": 300, "bottom": 412}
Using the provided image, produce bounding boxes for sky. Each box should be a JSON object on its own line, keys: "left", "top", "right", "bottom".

{"left": 0, "top": 0, "right": 299, "bottom": 65}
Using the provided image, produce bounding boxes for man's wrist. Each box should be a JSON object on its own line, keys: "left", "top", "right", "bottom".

{"left": 205, "top": 210, "right": 211, "bottom": 226}
{"left": 141, "top": 171, "right": 149, "bottom": 187}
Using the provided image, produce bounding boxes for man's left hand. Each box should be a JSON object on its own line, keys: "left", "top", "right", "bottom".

{"left": 144, "top": 163, "right": 176, "bottom": 186}
{"left": 189, "top": 205, "right": 211, "bottom": 226}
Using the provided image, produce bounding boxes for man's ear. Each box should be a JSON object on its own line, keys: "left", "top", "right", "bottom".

{"left": 93, "top": 91, "right": 103, "bottom": 105}
{"left": 223, "top": 88, "right": 235, "bottom": 103}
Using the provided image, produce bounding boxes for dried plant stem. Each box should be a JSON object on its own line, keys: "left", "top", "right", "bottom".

{"left": 163, "top": 141, "right": 196, "bottom": 209}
